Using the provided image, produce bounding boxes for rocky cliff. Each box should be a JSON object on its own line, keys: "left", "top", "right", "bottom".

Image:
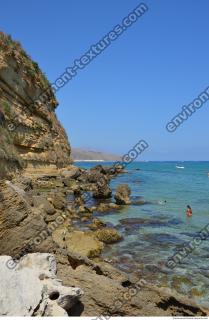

{"left": 0, "top": 32, "right": 71, "bottom": 178}
{"left": 0, "top": 32, "right": 207, "bottom": 317}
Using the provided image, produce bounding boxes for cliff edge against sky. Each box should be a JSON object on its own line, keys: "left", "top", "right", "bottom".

{"left": 0, "top": 32, "right": 71, "bottom": 178}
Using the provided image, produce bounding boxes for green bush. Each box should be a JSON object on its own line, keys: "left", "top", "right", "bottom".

{"left": 2, "top": 101, "right": 11, "bottom": 116}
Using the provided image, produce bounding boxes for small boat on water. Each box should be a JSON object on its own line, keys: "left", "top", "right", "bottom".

{"left": 176, "top": 165, "right": 185, "bottom": 169}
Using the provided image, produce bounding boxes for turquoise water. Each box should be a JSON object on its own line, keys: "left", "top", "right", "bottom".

{"left": 76, "top": 161, "right": 209, "bottom": 307}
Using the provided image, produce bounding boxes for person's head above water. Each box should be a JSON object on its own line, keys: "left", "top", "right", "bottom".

{"left": 187, "top": 205, "right": 191, "bottom": 209}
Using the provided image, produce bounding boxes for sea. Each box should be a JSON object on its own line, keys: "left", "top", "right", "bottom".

{"left": 76, "top": 161, "right": 209, "bottom": 308}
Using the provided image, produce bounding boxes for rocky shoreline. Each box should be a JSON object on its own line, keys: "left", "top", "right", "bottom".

{"left": 0, "top": 32, "right": 208, "bottom": 316}
{"left": 0, "top": 164, "right": 208, "bottom": 316}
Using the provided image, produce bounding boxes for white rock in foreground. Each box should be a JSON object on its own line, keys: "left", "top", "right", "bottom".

{"left": 0, "top": 253, "right": 83, "bottom": 316}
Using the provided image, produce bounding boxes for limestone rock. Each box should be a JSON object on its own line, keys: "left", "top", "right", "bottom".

{"left": 60, "top": 166, "right": 81, "bottom": 179}
{"left": 14, "top": 176, "right": 33, "bottom": 191}
{"left": 0, "top": 253, "right": 83, "bottom": 316}
{"left": 93, "top": 183, "right": 112, "bottom": 199}
{"left": 88, "top": 218, "right": 106, "bottom": 230}
{"left": 52, "top": 230, "right": 104, "bottom": 258}
{"left": 50, "top": 193, "right": 66, "bottom": 210}
{"left": 94, "top": 228, "right": 122, "bottom": 244}
{"left": 33, "top": 195, "right": 56, "bottom": 215}
{"left": 97, "top": 202, "right": 120, "bottom": 213}
{"left": 57, "top": 261, "right": 207, "bottom": 317}
{"left": 114, "top": 184, "right": 131, "bottom": 205}
{"left": 0, "top": 32, "right": 71, "bottom": 178}
{"left": 0, "top": 181, "right": 60, "bottom": 257}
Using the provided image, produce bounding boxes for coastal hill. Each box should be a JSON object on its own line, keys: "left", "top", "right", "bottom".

{"left": 71, "top": 147, "right": 121, "bottom": 162}
{"left": 0, "top": 32, "right": 71, "bottom": 178}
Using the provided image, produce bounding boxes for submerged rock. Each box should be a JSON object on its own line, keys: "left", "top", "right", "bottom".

{"left": 96, "top": 202, "right": 120, "bottom": 213}
{"left": 131, "top": 200, "right": 147, "bottom": 205}
{"left": 119, "top": 218, "right": 169, "bottom": 229}
{"left": 0, "top": 253, "right": 83, "bottom": 316}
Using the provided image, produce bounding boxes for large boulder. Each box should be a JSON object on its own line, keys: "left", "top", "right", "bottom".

{"left": 87, "top": 171, "right": 108, "bottom": 184}
{"left": 78, "top": 167, "right": 109, "bottom": 185}
{"left": 0, "top": 181, "right": 47, "bottom": 256}
{"left": 60, "top": 166, "right": 81, "bottom": 179}
{"left": 93, "top": 182, "right": 112, "bottom": 199}
{"left": 90, "top": 165, "right": 108, "bottom": 175}
{"left": 33, "top": 195, "right": 56, "bottom": 215}
{"left": 94, "top": 228, "right": 122, "bottom": 244}
{"left": 114, "top": 184, "right": 131, "bottom": 205}
{"left": 0, "top": 253, "right": 83, "bottom": 316}
{"left": 50, "top": 193, "right": 66, "bottom": 210}
{"left": 52, "top": 229, "right": 104, "bottom": 258}
{"left": 15, "top": 176, "right": 33, "bottom": 191}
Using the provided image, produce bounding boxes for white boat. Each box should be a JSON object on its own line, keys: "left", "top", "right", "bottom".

{"left": 176, "top": 165, "right": 185, "bottom": 169}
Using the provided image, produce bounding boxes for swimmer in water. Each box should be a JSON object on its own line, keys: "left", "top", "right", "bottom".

{"left": 158, "top": 200, "right": 167, "bottom": 205}
{"left": 186, "top": 205, "right": 192, "bottom": 217}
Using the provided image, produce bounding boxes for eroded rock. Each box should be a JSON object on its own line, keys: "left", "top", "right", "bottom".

{"left": 0, "top": 253, "right": 83, "bottom": 316}
{"left": 52, "top": 230, "right": 104, "bottom": 258}
{"left": 114, "top": 184, "right": 131, "bottom": 205}
{"left": 94, "top": 228, "right": 122, "bottom": 244}
{"left": 33, "top": 195, "right": 56, "bottom": 215}
{"left": 88, "top": 218, "right": 106, "bottom": 230}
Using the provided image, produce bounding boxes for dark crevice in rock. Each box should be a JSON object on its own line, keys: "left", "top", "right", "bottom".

{"left": 67, "top": 255, "right": 85, "bottom": 270}
{"left": 67, "top": 301, "right": 84, "bottom": 316}
{"left": 156, "top": 297, "right": 207, "bottom": 316}
{"left": 121, "top": 280, "right": 132, "bottom": 288}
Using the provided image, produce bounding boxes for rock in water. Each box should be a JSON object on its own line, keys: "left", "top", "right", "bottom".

{"left": 92, "top": 181, "right": 112, "bottom": 199}
{"left": 94, "top": 228, "right": 122, "bottom": 244}
{"left": 114, "top": 184, "right": 131, "bottom": 205}
{"left": 0, "top": 253, "right": 83, "bottom": 316}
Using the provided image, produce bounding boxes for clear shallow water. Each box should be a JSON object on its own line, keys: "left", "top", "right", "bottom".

{"left": 76, "top": 161, "right": 209, "bottom": 307}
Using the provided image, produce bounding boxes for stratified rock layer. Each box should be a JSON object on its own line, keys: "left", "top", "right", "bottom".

{"left": 0, "top": 32, "right": 71, "bottom": 177}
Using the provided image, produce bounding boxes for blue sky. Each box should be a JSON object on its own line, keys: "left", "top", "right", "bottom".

{"left": 1, "top": 0, "right": 209, "bottom": 160}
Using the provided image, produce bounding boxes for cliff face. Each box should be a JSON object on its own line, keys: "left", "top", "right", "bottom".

{"left": 0, "top": 32, "right": 71, "bottom": 177}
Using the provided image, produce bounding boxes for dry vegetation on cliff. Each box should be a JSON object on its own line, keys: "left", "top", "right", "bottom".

{"left": 0, "top": 32, "right": 51, "bottom": 91}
